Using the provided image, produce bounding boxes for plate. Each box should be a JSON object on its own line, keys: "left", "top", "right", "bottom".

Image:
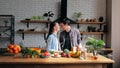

{"left": 51, "top": 54, "right": 61, "bottom": 58}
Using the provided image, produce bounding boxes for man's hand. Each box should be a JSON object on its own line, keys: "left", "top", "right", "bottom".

{"left": 77, "top": 44, "right": 83, "bottom": 51}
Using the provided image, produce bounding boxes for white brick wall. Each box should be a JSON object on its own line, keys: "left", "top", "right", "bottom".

{"left": 0, "top": 0, "right": 106, "bottom": 48}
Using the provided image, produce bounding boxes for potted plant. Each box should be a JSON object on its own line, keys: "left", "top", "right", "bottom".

{"left": 86, "top": 37, "right": 105, "bottom": 57}
{"left": 74, "top": 12, "right": 82, "bottom": 22}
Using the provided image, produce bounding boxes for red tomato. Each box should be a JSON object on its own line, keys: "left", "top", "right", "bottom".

{"left": 44, "top": 52, "right": 50, "bottom": 56}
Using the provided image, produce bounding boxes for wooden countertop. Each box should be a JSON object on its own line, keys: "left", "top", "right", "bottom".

{"left": 0, "top": 55, "right": 114, "bottom": 64}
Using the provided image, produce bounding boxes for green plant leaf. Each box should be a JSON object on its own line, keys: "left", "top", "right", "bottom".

{"left": 86, "top": 37, "right": 105, "bottom": 50}
{"left": 97, "top": 40, "right": 105, "bottom": 46}
{"left": 74, "top": 12, "right": 82, "bottom": 18}
{"left": 86, "top": 41, "right": 94, "bottom": 45}
{"left": 37, "top": 16, "right": 41, "bottom": 19}
{"left": 86, "top": 37, "right": 96, "bottom": 45}
{"left": 32, "top": 50, "right": 39, "bottom": 56}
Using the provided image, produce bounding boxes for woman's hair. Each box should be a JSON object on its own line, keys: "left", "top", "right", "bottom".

{"left": 47, "top": 22, "right": 58, "bottom": 39}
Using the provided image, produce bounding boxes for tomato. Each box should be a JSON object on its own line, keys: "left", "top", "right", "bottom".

{"left": 44, "top": 52, "right": 50, "bottom": 56}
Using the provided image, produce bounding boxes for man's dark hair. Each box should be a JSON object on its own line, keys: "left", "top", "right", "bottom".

{"left": 60, "top": 19, "right": 71, "bottom": 25}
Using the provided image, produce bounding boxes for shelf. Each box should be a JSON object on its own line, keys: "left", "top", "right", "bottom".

{"left": 0, "top": 26, "right": 11, "bottom": 31}
{"left": 20, "top": 20, "right": 105, "bottom": 24}
{"left": 0, "top": 26, "right": 11, "bottom": 27}
{"left": 17, "top": 30, "right": 48, "bottom": 34}
{"left": 0, "top": 36, "right": 10, "bottom": 39}
{"left": 79, "top": 22, "right": 105, "bottom": 24}
{"left": 20, "top": 20, "right": 51, "bottom": 23}
{"left": 0, "top": 15, "right": 13, "bottom": 19}
{"left": 80, "top": 32, "right": 104, "bottom": 35}
{"left": 101, "top": 48, "right": 113, "bottom": 51}
{"left": 17, "top": 31, "right": 104, "bottom": 35}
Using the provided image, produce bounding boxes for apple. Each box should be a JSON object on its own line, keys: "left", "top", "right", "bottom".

{"left": 67, "top": 54, "right": 71, "bottom": 58}
{"left": 54, "top": 53, "right": 59, "bottom": 57}
{"left": 61, "top": 53, "right": 66, "bottom": 57}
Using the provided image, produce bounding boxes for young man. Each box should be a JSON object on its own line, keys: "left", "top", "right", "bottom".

{"left": 59, "top": 20, "right": 82, "bottom": 51}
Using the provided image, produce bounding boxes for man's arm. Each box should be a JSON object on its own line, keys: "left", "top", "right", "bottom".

{"left": 59, "top": 32, "right": 64, "bottom": 45}
{"left": 77, "top": 29, "right": 81, "bottom": 45}
{"left": 59, "top": 31, "right": 64, "bottom": 50}
{"left": 76, "top": 29, "right": 83, "bottom": 50}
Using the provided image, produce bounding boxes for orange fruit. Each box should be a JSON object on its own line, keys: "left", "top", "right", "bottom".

{"left": 14, "top": 50, "right": 19, "bottom": 54}
{"left": 7, "top": 48, "right": 10, "bottom": 51}
{"left": 17, "top": 48, "right": 21, "bottom": 52}
{"left": 13, "top": 46, "right": 18, "bottom": 51}
{"left": 17, "top": 46, "right": 21, "bottom": 51}
{"left": 9, "top": 49, "right": 13, "bottom": 53}
{"left": 35, "top": 48, "right": 41, "bottom": 50}
{"left": 8, "top": 45, "right": 14, "bottom": 49}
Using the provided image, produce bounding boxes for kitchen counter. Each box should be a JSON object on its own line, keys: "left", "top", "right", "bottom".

{"left": 0, "top": 54, "right": 114, "bottom": 68}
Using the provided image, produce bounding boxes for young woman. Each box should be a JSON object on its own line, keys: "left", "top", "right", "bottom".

{"left": 46, "top": 22, "right": 61, "bottom": 51}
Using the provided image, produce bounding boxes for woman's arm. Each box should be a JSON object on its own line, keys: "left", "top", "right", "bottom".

{"left": 47, "top": 35, "right": 60, "bottom": 52}
{"left": 46, "top": 36, "right": 54, "bottom": 51}
{"left": 58, "top": 42, "right": 61, "bottom": 51}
